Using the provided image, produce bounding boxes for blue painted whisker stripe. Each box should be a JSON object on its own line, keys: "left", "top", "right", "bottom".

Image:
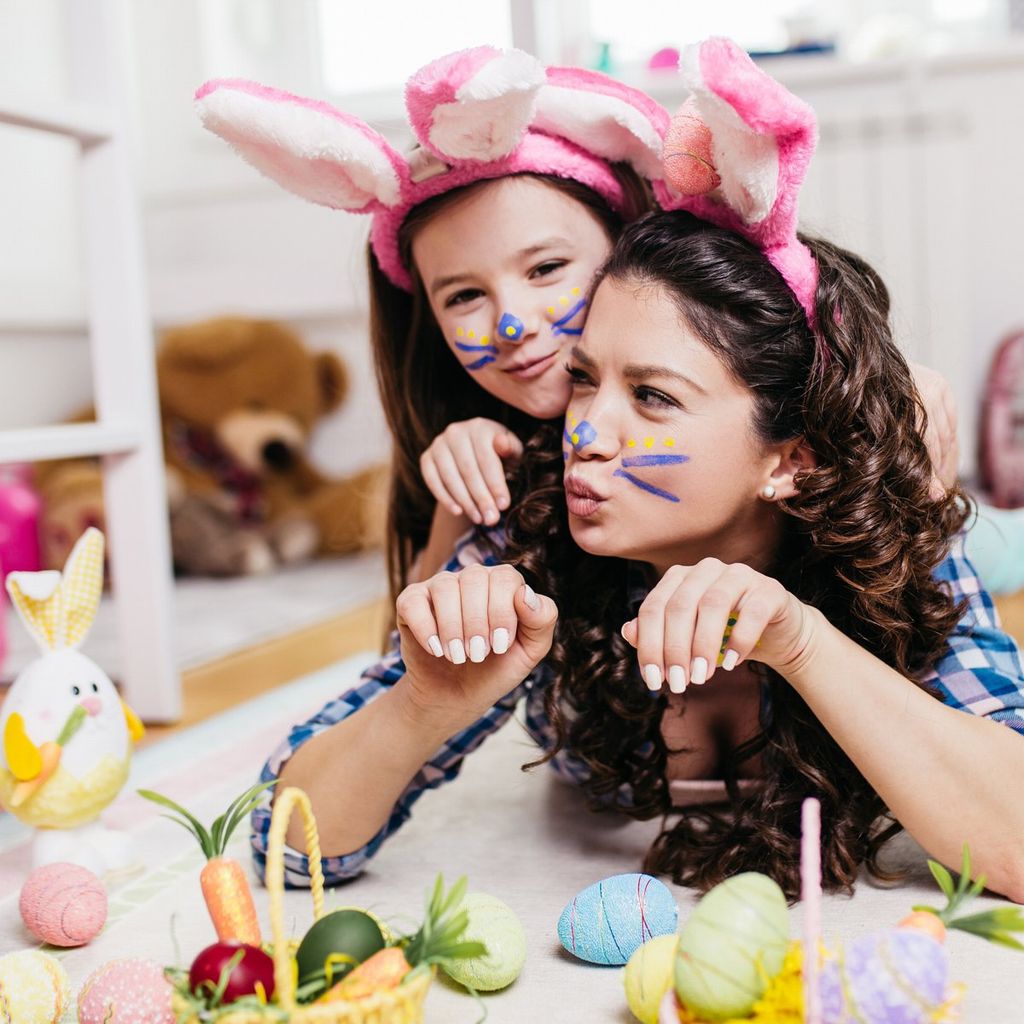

{"left": 614, "top": 469, "right": 680, "bottom": 503}
{"left": 455, "top": 341, "right": 499, "bottom": 355}
{"left": 551, "top": 298, "right": 587, "bottom": 336}
{"left": 621, "top": 454, "right": 689, "bottom": 467}
{"left": 464, "top": 354, "right": 496, "bottom": 371}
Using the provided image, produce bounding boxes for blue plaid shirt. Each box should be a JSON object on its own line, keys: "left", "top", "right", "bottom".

{"left": 252, "top": 531, "right": 1024, "bottom": 888}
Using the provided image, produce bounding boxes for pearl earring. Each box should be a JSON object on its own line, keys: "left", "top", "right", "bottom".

{"left": 761, "top": 484, "right": 777, "bottom": 500}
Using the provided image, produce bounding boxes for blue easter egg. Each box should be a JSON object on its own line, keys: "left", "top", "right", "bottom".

{"left": 557, "top": 873, "right": 678, "bottom": 965}
{"left": 820, "top": 929, "right": 951, "bottom": 1024}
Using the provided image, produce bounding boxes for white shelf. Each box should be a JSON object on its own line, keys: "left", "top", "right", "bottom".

{"left": 0, "top": 95, "right": 113, "bottom": 146}
{"left": 0, "top": 422, "right": 140, "bottom": 463}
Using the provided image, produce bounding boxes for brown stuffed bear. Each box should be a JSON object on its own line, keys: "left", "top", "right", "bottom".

{"left": 35, "top": 317, "right": 387, "bottom": 576}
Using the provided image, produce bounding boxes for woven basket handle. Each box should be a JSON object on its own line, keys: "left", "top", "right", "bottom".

{"left": 265, "top": 786, "right": 326, "bottom": 1010}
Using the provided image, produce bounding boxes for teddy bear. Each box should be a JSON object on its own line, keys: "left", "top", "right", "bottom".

{"left": 34, "top": 317, "right": 387, "bottom": 576}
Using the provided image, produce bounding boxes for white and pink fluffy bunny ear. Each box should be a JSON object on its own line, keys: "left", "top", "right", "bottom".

{"left": 660, "top": 37, "right": 819, "bottom": 324}
{"left": 195, "top": 79, "right": 412, "bottom": 213}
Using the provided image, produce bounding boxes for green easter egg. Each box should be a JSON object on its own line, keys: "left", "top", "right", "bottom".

{"left": 624, "top": 934, "right": 679, "bottom": 1024}
{"left": 295, "top": 909, "right": 386, "bottom": 988}
{"left": 441, "top": 892, "right": 527, "bottom": 992}
{"left": 674, "top": 873, "right": 788, "bottom": 1021}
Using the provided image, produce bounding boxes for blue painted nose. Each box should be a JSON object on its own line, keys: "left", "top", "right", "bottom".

{"left": 497, "top": 312, "right": 525, "bottom": 341}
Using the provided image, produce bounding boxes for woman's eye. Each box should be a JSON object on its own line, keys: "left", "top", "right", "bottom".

{"left": 565, "top": 364, "right": 593, "bottom": 387}
{"left": 445, "top": 288, "right": 484, "bottom": 308}
{"left": 634, "top": 385, "right": 678, "bottom": 410}
{"left": 531, "top": 260, "right": 566, "bottom": 279}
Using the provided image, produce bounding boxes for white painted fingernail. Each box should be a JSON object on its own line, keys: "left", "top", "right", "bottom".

{"left": 668, "top": 665, "right": 687, "bottom": 693}
{"left": 469, "top": 635, "right": 487, "bottom": 663}
{"left": 448, "top": 639, "right": 466, "bottom": 665}
{"left": 690, "top": 657, "right": 708, "bottom": 685}
{"left": 523, "top": 585, "right": 540, "bottom": 611}
{"left": 643, "top": 664, "right": 662, "bottom": 691}
{"left": 484, "top": 509, "right": 499, "bottom": 525}
{"left": 427, "top": 635, "right": 443, "bottom": 658}
{"left": 722, "top": 649, "right": 739, "bottom": 671}
{"left": 492, "top": 627, "right": 510, "bottom": 654}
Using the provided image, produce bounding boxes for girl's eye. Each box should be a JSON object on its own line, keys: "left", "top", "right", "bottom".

{"left": 531, "top": 260, "right": 566, "bottom": 279}
{"left": 445, "top": 288, "right": 484, "bottom": 308}
{"left": 634, "top": 385, "right": 679, "bottom": 410}
{"left": 565, "top": 363, "right": 593, "bottom": 387}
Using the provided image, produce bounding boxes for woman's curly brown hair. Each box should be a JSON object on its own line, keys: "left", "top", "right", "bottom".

{"left": 503, "top": 210, "right": 970, "bottom": 899}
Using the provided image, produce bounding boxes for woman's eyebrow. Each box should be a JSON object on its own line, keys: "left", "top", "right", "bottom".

{"left": 623, "top": 362, "right": 708, "bottom": 395}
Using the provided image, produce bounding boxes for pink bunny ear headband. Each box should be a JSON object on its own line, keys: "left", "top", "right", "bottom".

{"left": 657, "top": 37, "right": 820, "bottom": 328}
{"left": 196, "top": 47, "right": 670, "bottom": 292}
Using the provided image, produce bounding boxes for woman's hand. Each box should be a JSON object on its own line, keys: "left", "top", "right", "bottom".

{"left": 621, "top": 559, "right": 817, "bottom": 693}
{"left": 420, "top": 418, "right": 524, "bottom": 526}
{"left": 396, "top": 564, "right": 557, "bottom": 723}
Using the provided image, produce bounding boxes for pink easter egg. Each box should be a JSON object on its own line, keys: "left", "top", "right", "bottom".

{"left": 20, "top": 862, "right": 107, "bottom": 947}
{"left": 663, "top": 113, "right": 721, "bottom": 196}
{"left": 78, "top": 959, "right": 175, "bottom": 1024}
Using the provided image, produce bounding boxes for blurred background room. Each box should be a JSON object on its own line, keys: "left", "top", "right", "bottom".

{"left": 2, "top": 0, "right": 1023, "bottom": 728}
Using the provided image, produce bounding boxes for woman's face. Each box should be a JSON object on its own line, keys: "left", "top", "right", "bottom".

{"left": 563, "top": 277, "right": 786, "bottom": 574}
{"left": 411, "top": 176, "right": 615, "bottom": 420}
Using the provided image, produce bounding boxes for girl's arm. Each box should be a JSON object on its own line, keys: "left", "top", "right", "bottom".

{"left": 408, "top": 505, "right": 473, "bottom": 584}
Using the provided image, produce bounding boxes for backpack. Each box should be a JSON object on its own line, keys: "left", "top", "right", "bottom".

{"left": 980, "top": 330, "right": 1024, "bottom": 508}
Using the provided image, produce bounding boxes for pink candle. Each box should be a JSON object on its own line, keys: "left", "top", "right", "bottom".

{"left": 801, "top": 797, "right": 822, "bottom": 1024}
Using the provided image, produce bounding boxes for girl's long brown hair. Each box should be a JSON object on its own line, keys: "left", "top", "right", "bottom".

{"left": 367, "top": 169, "right": 653, "bottom": 607}
{"left": 504, "top": 210, "right": 970, "bottom": 899}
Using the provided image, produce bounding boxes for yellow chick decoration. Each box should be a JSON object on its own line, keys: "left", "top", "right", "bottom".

{"left": 0, "top": 528, "right": 144, "bottom": 875}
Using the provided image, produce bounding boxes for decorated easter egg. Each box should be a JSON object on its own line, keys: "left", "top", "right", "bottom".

{"left": 20, "top": 861, "right": 107, "bottom": 946}
{"left": 663, "top": 111, "right": 721, "bottom": 197}
{"left": 558, "top": 873, "right": 678, "bottom": 966}
{"left": 442, "top": 892, "right": 527, "bottom": 991}
{"left": 0, "top": 950, "right": 70, "bottom": 1024}
{"left": 674, "top": 872, "right": 789, "bottom": 1020}
{"left": 296, "top": 908, "right": 387, "bottom": 987}
{"left": 189, "top": 942, "right": 275, "bottom": 1004}
{"left": 624, "top": 934, "right": 679, "bottom": 1024}
{"left": 78, "top": 958, "right": 175, "bottom": 1024}
{"left": 820, "top": 929, "right": 951, "bottom": 1024}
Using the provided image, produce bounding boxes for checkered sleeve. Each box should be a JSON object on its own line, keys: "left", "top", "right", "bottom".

{"left": 250, "top": 525, "right": 531, "bottom": 887}
{"left": 920, "top": 534, "right": 1024, "bottom": 735}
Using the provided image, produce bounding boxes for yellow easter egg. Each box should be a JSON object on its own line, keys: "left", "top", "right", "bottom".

{"left": 624, "top": 934, "right": 679, "bottom": 1024}
{"left": 0, "top": 950, "right": 71, "bottom": 1024}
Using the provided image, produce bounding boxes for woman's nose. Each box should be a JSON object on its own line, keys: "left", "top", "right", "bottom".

{"left": 565, "top": 410, "right": 618, "bottom": 460}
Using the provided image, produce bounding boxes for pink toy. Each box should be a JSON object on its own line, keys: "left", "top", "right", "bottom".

{"left": 77, "top": 958, "right": 175, "bottom": 1024}
{"left": 0, "top": 464, "right": 42, "bottom": 575}
{"left": 658, "top": 37, "right": 819, "bottom": 327}
{"left": 195, "top": 47, "right": 671, "bottom": 291}
{"left": 19, "top": 861, "right": 107, "bottom": 946}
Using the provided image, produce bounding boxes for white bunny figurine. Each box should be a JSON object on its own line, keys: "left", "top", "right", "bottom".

{"left": 0, "top": 527, "right": 145, "bottom": 874}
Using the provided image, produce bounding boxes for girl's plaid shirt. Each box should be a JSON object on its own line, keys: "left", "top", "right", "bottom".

{"left": 253, "top": 529, "right": 1024, "bottom": 888}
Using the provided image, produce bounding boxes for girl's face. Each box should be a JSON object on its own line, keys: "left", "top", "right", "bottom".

{"left": 563, "top": 277, "right": 789, "bottom": 574}
{"left": 411, "top": 176, "right": 614, "bottom": 420}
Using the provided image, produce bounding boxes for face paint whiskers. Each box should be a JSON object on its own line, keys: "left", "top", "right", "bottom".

{"left": 454, "top": 327, "right": 499, "bottom": 370}
{"left": 613, "top": 440, "right": 689, "bottom": 503}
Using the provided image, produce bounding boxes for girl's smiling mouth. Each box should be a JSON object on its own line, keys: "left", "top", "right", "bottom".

{"left": 503, "top": 351, "right": 559, "bottom": 379}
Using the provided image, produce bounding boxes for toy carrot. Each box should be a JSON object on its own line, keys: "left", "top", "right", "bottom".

{"left": 8, "top": 706, "right": 86, "bottom": 808}
{"left": 139, "top": 781, "right": 274, "bottom": 946}
{"left": 317, "top": 875, "right": 485, "bottom": 1003}
{"left": 900, "top": 844, "right": 1024, "bottom": 949}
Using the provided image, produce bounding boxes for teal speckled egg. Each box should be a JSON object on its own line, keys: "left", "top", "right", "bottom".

{"left": 442, "top": 892, "right": 527, "bottom": 991}
{"left": 674, "top": 872, "right": 789, "bottom": 1020}
{"left": 558, "top": 873, "right": 678, "bottom": 966}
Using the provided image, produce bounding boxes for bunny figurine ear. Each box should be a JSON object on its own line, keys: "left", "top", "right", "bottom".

{"left": 7, "top": 570, "right": 62, "bottom": 653}
{"left": 195, "top": 79, "right": 411, "bottom": 213}
{"left": 534, "top": 66, "right": 671, "bottom": 182}
{"left": 660, "top": 37, "right": 819, "bottom": 324}
{"left": 58, "top": 527, "right": 105, "bottom": 650}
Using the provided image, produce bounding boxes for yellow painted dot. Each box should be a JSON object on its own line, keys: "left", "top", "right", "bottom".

{"left": 568, "top": 413, "right": 577, "bottom": 426}
{"left": 664, "top": 437, "right": 675, "bottom": 447}
{"left": 468, "top": 329, "right": 475, "bottom": 338}
{"left": 506, "top": 326, "right": 515, "bottom": 336}
{"left": 571, "top": 432, "right": 579, "bottom": 444}
{"left": 456, "top": 327, "right": 464, "bottom": 338}
{"left": 481, "top": 335, "right": 489, "bottom": 344}
{"left": 571, "top": 286, "right": 581, "bottom": 296}
{"left": 627, "top": 439, "right": 637, "bottom": 448}
{"left": 644, "top": 437, "right": 654, "bottom": 448}
{"left": 559, "top": 296, "right": 570, "bottom": 307}
{"left": 547, "top": 306, "right": 556, "bottom": 316}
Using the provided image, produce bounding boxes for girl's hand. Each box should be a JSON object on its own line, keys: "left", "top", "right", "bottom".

{"left": 621, "top": 559, "right": 816, "bottom": 693}
{"left": 396, "top": 564, "right": 557, "bottom": 722}
{"left": 420, "top": 419, "right": 524, "bottom": 526}
{"left": 908, "top": 361, "right": 960, "bottom": 499}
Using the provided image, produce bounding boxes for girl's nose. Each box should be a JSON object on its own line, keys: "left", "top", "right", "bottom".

{"left": 497, "top": 312, "right": 525, "bottom": 342}
{"left": 80, "top": 697, "right": 102, "bottom": 717}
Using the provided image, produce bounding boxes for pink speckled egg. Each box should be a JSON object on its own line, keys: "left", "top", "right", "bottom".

{"left": 77, "top": 959, "right": 175, "bottom": 1024}
{"left": 20, "top": 862, "right": 107, "bottom": 947}
{"left": 663, "top": 112, "right": 721, "bottom": 197}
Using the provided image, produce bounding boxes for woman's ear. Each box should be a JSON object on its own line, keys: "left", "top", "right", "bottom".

{"left": 765, "top": 438, "right": 817, "bottom": 500}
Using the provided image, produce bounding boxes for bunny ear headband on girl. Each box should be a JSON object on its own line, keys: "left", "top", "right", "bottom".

{"left": 195, "top": 46, "right": 671, "bottom": 292}
{"left": 657, "top": 37, "right": 819, "bottom": 327}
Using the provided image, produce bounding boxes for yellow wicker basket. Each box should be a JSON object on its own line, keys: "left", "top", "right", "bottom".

{"left": 173, "top": 787, "right": 434, "bottom": 1024}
